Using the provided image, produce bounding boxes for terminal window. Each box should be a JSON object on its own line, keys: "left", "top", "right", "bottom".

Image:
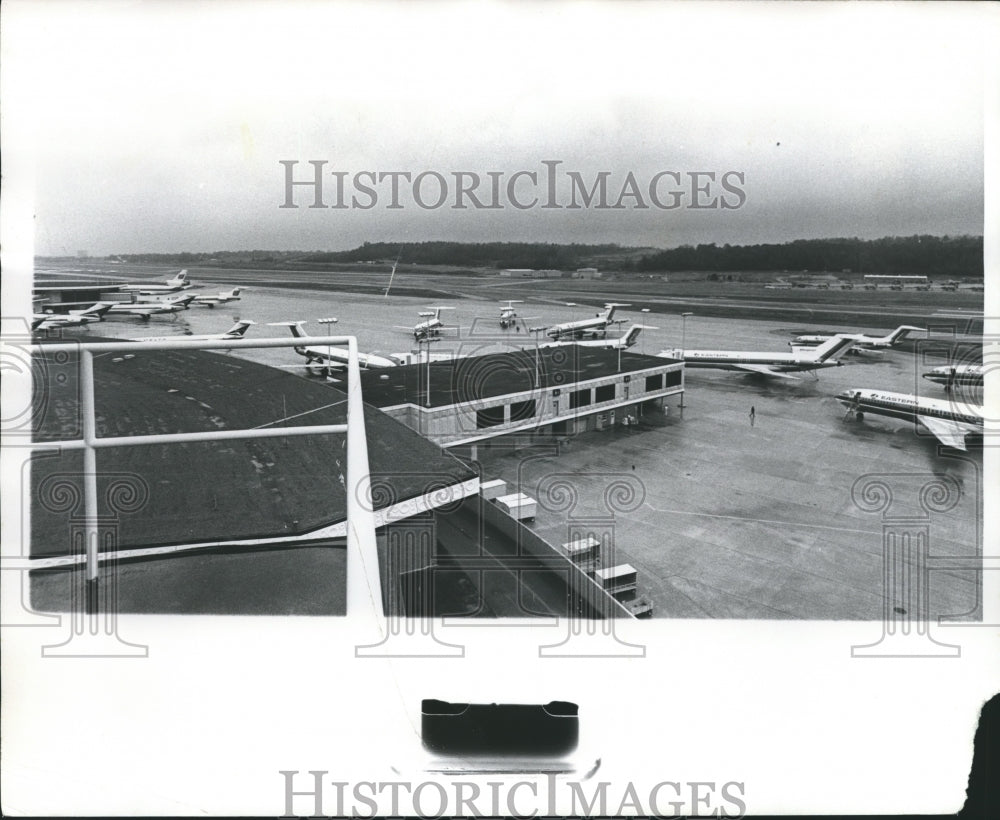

{"left": 569, "top": 388, "right": 592, "bottom": 409}
{"left": 476, "top": 406, "right": 506, "bottom": 429}
{"left": 665, "top": 370, "right": 682, "bottom": 388}
{"left": 595, "top": 384, "right": 616, "bottom": 403}
{"left": 509, "top": 399, "right": 537, "bottom": 422}
{"left": 645, "top": 373, "right": 664, "bottom": 392}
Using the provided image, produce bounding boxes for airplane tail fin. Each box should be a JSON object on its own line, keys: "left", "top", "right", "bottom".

{"left": 886, "top": 325, "right": 924, "bottom": 345}
{"left": 227, "top": 320, "right": 255, "bottom": 337}
{"left": 813, "top": 334, "right": 859, "bottom": 361}
{"left": 82, "top": 302, "right": 114, "bottom": 318}
{"left": 268, "top": 321, "right": 307, "bottom": 339}
{"left": 623, "top": 325, "right": 643, "bottom": 347}
{"left": 165, "top": 271, "right": 189, "bottom": 288}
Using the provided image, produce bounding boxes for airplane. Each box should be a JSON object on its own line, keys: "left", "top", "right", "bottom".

{"left": 546, "top": 303, "right": 631, "bottom": 340}
{"left": 396, "top": 306, "right": 456, "bottom": 340}
{"left": 837, "top": 388, "right": 983, "bottom": 451}
{"left": 32, "top": 302, "right": 114, "bottom": 331}
{"left": 105, "top": 293, "right": 196, "bottom": 318}
{"left": 128, "top": 319, "right": 255, "bottom": 343}
{"left": 542, "top": 324, "right": 651, "bottom": 350}
{"left": 789, "top": 325, "right": 924, "bottom": 351}
{"left": 922, "top": 364, "right": 984, "bottom": 391}
{"left": 120, "top": 270, "right": 192, "bottom": 293}
{"left": 659, "top": 333, "right": 861, "bottom": 379}
{"left": 499, "top": 300, "right": 524, "bottom": 329}
{"left": 270, "top": 320, "right": 399, "bottom": 374}
{"left": 190, "top": 287, "right": 242, "bottom": 308}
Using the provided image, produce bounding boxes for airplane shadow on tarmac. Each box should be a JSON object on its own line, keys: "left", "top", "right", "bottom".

{"left": 685, "top": 371, "right": 826, "bottom": 400}
{"left": 835, "top": 410, "right": 985, "bottom": 469}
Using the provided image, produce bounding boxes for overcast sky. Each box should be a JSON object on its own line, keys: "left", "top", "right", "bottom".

{"left": 4, "top": 1, "right": 993, "bottom": 256}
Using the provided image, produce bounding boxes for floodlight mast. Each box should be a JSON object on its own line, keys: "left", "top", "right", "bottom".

{"left": 418, "top": 335, "right": 441, "bottom": 408}
{"left": 528, "top": 324, "right": 548, "bottom": 388}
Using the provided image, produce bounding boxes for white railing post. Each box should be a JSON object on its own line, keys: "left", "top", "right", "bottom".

{"left": 20, "top": 334, "right": 379, "bottom": 657}
{"left": 344, "top": 337, "right": 385, "bottom": 627}
{"left": 80, "top": 349, "right": 100, "bottom": 613}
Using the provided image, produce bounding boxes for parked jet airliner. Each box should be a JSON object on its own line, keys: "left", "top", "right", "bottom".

{"left": 396, "top": 307, "right": 456, "bottom": 340}
{"left": 191, "top": 288, "right": 242, "bottom": 308}
{"left": 659, "top": 334, "right": 860, "bottom": 378}
{"left": 270, "top": 320, "right": 399, "bottom": 373}
{"left": 546, "top": 303, "right": 630, "bottom": 340}
{"left": 790, "top": 325, "right": 924, "bottom": 350}
{"left": 838, "top": 388, "right": 983, "bottom": 450}
{"left": 105, "top": 293, "right": 196, "bottom": 318}
{"left": 922, "top": 365, "right": 984, "bottom": 391}
{"left": 32, "top": 302, "right": 114, "bottom": 331}
{"left": 128, "top": 320, "right": 254, "bottom": 343}
{"left": 120, "top": 270, "right": 191, "bottom": 293}
{"left": 542, "top": 324, "right": 650, "bottom": 351}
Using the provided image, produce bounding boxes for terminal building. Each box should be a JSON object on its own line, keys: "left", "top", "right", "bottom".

{"left": 360, "top": 346, "right": 685, "bottom": 459}
{"left": 28, "top": 342, "right": 637, "bottom": 619}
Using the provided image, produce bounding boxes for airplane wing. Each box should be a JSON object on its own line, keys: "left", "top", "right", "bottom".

{"left": 918, "top": 415, "right": 973, "bottom": 451}
{"left": 732, "top": 364, "right": 801, "bottom": 379}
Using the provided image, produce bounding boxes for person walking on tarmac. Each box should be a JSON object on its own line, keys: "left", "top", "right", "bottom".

{"left": 749, "top": 405, "right": 756, "bottom": 427}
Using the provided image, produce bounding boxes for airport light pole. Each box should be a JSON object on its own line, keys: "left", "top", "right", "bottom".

{"left": 418, "top": 336, "right": 440, "bottom": 408}
{"left": 680, "top": 312, "right": 692, "bottom": 412}
{"left": 681, "top": 312, "right": 693, "bottom": 355}
{"left": 528, "top": 325, "right": 548, "bottom": 389}
{"left": 317, "top": 317, "right": 338, "bottom": 375}
{"left": 640, "top": 308, "right": 650, "bottom": 355}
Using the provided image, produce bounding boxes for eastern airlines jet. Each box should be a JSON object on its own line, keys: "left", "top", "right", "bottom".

{"left": 542, "top": 324, "right": 650, "bottom": 350}
{"left": 191, "top": 288, "right": 242, "bottom": 308}
{"left": 270, "top": 320, "right": 399, "bottom": 373}
{"left": 32, "top": 302, "right": 113, "bottom": 331}
{"left": 120, "top": 270, "right": 191, "bottom": 293}
{"left": 546, "top": 303, "right": 631, "bottom": 340}
{"left": 922, "top": 365, "right": 983, "bottom": 391}
{"left": 790, "top": 325, "right": 924, "bottom": 350}
{"left": 838, "top": 389, "right": 983, "bottom": 450}
{"left": 659, "top": 333, "right": 860, "bottom": 378}
{"left": 106, "top": 293, "right": 196, "bottom": 318}
{"left": 128, "top": 320, "right": 254, "bottom": 343}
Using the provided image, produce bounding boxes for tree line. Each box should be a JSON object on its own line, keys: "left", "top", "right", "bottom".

{"left": 631, "top": 235, "right": 983, "bottom": 277}
{"left": 103, "top": 235, "right": 982, "bottom": 276}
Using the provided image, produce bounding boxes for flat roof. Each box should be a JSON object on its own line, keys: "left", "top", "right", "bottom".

{"left": 30, "top": 338, "right": 476, "bottom": 557}
{"left": 360, "top": 347, "right": 681, "bottom": 409}
{"left": 34, "top": 280, "right": 128, "bottom": 291}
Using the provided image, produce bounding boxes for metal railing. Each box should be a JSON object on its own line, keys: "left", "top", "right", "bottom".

{"left": 26, "top": 334, "right": 382, "bottom": 624}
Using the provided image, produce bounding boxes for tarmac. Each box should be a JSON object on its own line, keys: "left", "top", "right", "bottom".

{"left": 32, "top": 263, "right": 985, "bottom": 619}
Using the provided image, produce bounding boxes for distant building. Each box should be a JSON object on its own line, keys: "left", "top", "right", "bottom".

{"left": 575, "top": 267, "right": 601, "bottom": 279}
{"left": 498, "top": 268, "right": 564, "bottom": 278}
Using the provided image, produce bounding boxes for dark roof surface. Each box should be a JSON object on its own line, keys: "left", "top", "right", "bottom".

{"left": 30, "top": 339, "right": 475, "bottom": 557}
{"left": 361, "top": 347, "right": 678, "bottom": 409}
